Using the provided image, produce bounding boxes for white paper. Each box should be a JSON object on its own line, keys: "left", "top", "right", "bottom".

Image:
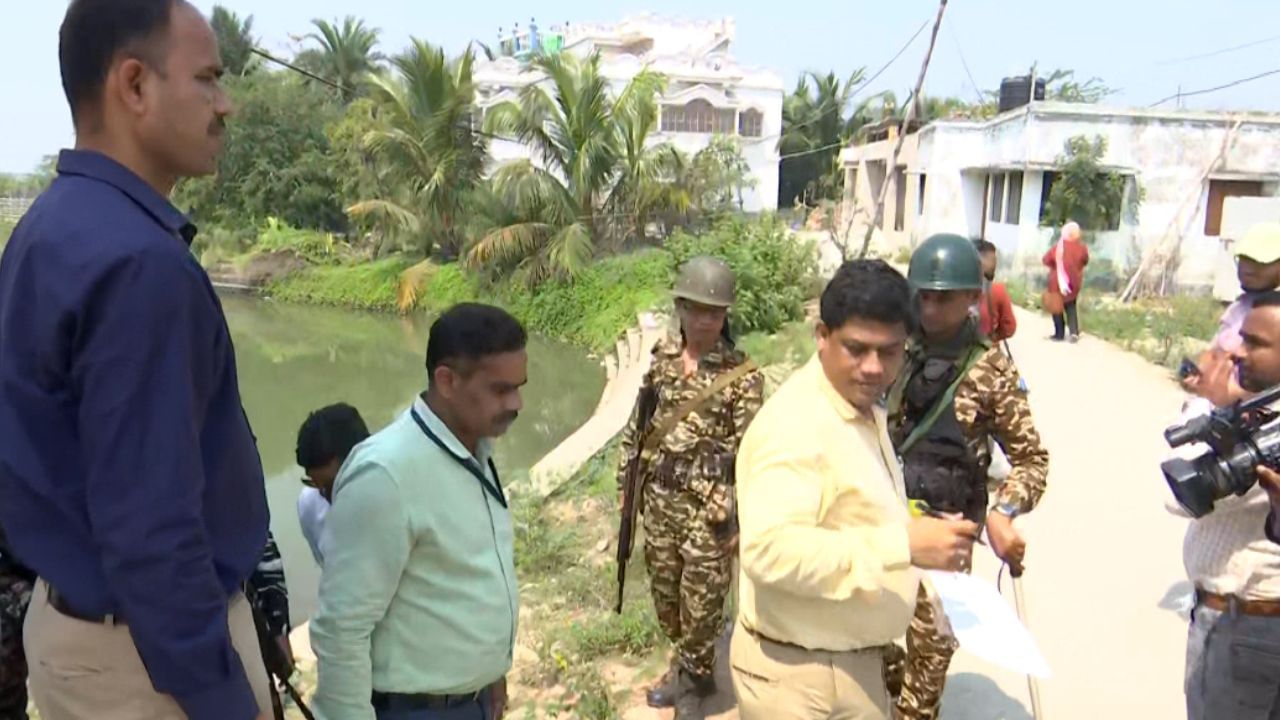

{"left": 925, "top": 570, "right": 1051, "bottom": 679}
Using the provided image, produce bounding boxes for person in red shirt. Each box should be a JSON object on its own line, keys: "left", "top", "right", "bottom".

{"left": 1043, "top": 221, "right": 1090, "bottom": 342}
{"left": 974, "top": 239, "right": 1017, "bottom": 343}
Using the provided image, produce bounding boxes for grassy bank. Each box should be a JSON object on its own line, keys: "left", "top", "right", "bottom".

{"left": 1007, "top": 277, "right": 1222, "bottom": 370}
{"left": 243, "top": 214, "right": 818, "bottom": 354}
{"left": 268, "top": 251, "right": 672, "bottom": 354}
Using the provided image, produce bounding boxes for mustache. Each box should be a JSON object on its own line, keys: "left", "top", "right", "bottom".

{"left": 496, "top": 411, "right": 519, "bottom": 425}
{"left": 210, "top": 118, "right": 226, "bottom": 135}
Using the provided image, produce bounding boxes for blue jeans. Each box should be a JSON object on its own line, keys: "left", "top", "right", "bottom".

{"left": 374, "top": 688, "right": 493, "bottom": 720}
{"left": 1186, "top": 602, "right": 1280, "bottom": 720}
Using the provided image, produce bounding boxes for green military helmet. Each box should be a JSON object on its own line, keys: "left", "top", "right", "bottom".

{"left": 673, "top": 256, "right": 736, "bottom": 307}
{"left": 907, "top": 233, "right": 984, "bottom": 291}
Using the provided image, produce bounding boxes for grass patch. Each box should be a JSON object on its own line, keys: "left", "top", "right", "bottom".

{"left": 511, "top": 439, "right": 667, "bottom": 717}
{"left": 267, "top": 257, "right": 415, "bottom": 312}
{"left": 740, "top": 320, "right": 815, "bottom": 368}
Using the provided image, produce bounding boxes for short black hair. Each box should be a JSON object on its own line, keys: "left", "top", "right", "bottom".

{"left": 426, "top": 303, "right": 528, "bottom": 376}
{"left": 973, "top": 239, "right": 998, "bottom": 255}
{"left": 59, "top": 0, "right": 182, "bottom": 123}
{"left": 820, "top": 259, "right": 915, "bottom": 332}
{"left": 296, "top": 403, "right": 370, "bottom": 469}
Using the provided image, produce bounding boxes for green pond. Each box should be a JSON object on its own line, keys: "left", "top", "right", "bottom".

{"left": 221, "top": 294, "right": 605, "bottom": 624}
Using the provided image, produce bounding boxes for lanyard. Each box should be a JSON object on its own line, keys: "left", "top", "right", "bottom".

{"left": 409, "top": 409, "right": 507, "bottom": 509}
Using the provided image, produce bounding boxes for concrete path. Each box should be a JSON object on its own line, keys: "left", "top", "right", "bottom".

{"left": 625, "top": 305, "right": 1196, "bottom": 720}
{"left": 529, "top": 312, "right": 666, "bottom": 496}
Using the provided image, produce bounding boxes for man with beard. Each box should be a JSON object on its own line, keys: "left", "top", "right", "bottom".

{"left": 311, "top": 303, "right": 525, "bottom": 720}
{"left": 1176, "top": 292, "right": 1280, "bottom": 719}
{"left": 1185, "top": 223, "right": 1280, "bottom": 407}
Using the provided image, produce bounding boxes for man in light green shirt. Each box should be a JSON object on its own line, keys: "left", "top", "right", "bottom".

{"left": 311, "top": 304, "right": 528, "bottom": 720}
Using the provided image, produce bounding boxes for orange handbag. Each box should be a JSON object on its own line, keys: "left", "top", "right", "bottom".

{"left": 1041, "top": 290, "right": 1065, "bottom": 315}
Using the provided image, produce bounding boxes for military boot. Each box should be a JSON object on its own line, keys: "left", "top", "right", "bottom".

{"left": 673, "top": 669, "right": 713, "bottom": 720}
{"left": 644, "top": 662, "right": 679, "bottom": 708}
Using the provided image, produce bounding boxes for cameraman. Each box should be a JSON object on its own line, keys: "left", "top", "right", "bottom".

{"left": 1177, "top": 291, "right": 1280, "bottom": 720}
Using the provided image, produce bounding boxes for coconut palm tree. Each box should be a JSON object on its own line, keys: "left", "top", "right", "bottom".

{"left": 302, "top": 16, "right": 384, "bottom": 102}
{"left": 603, "top": 70, "right": 688, "bottom": 248}
{"left": 469, "top": 53, "right": 630, "bottom": 284}
{"left": 778, "top": 68, "right": 867, "bottom": 207}
{"left": 346, "top": 39, "right": 487, "bottom": 262}
{"left": 211, "top": 5, "right": 256, "bottom": 77}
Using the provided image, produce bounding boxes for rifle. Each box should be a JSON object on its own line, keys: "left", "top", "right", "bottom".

{"left": 615, "top": 384, "right": 658, "bottom": 614}
{"left": 248, "top": 592, "right": 316, "bottom": 720}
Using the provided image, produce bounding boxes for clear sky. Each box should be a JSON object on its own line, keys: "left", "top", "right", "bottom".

{"left": 2, "top": 0, "right": 1278, "bottom": 173}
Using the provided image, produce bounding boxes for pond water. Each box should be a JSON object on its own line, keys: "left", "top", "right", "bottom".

{"left": 221, "top": 294, "right": 605, "bottom": 624}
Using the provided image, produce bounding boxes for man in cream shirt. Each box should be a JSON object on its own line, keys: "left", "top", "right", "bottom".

{"left": 732, "top": 260, "right": 979, "bottom": 720}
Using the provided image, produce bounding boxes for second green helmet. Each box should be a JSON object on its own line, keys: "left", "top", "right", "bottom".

{"left": 673, "top": 256, "right": 736, "bottom": 307}
{"left": 907, "top": 233, "right": 984, "bottom": 291}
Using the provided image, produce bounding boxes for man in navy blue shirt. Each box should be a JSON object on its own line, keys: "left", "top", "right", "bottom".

{"left": 0, "top": 1, "right": 271, "bottom": 719}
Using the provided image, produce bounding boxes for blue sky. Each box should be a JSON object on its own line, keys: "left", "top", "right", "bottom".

{"left": 1, "top": 0, "right": 1278, "bottom": 173}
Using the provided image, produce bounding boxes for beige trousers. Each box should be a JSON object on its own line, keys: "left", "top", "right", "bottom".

{"left": 731, "top": 621, "right": 891, "bottom": 720}
{"left": 24, "top": 579, "right": 271, "bottom": 720}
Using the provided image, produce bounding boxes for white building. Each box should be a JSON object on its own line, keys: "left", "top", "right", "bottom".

{"left": 839, "top": 102, "right": 1280, "bottom": 289}
{"left": 475, "top": 15, "right": 784, "bottom": 212}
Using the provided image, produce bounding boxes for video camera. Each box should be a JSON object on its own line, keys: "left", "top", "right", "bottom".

{"left": 1162, "top": 384, "right": 1280, "bottom": 518}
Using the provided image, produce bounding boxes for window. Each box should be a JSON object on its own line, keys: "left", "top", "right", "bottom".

{"left": 660, "top": 100, "right": 735, "bottom": 134}
{"left": 738, "top": 108, "right": 763, "bottom": 137}
{"left": 989, "top": 174, "right": 1005, "bottom": 223}
{"left": 894, "top": 167, "right": 908, "bottom": 231}
{"left": 918, "top": 174, "right": 928, "bottom": 216}
{"left": 1006, "top": 171, "right": 1023, "bottom": 224}
{"left": 1039, "top": 171, "right": 1058, "bottom": 225}
{"left": 1205, "top": 179, "right": 1265, "bottom": 236}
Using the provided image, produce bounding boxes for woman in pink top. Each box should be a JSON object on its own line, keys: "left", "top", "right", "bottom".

{"left": 1043, "top": 221, "right": 1090, "bottom": 342}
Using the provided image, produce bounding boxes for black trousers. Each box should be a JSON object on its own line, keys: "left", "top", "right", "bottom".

{"left": 1052, "top": 300, "right": 1079, "bottom": 339}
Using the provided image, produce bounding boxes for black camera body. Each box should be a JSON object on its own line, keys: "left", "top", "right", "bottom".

{"left": 1161, "top": 385, "right": 1280, "bottom": 518}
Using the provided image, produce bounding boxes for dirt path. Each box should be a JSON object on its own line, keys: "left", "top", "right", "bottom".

{"left": 624, "top": 306, "right": 1195, "bottom": 720}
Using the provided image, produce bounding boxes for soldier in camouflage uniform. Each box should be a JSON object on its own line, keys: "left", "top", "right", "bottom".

{"left": 618, "top": 257, "right": 763, "bottom": 720}
{"left": 887, "top": 234, "right": 1050, "bottom": 720}
{"left": 247, "top": 531, "right": 292, "bottom": 720}
{"left": 0, "top": 530, "right": 33, "bottom": 720}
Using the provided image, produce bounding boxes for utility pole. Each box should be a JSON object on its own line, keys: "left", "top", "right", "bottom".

{"left": 860, "top": 0, "right": 950, "bottom": 258}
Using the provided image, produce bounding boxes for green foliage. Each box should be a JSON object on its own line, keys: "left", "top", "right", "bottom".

{"left": 667, "top": 216, "right": 818, "bottom": 335}
{"left": 474, "top": 55, "right": 673, "bottom": 284}
{"left": 1042, "top": 135, "right": 1129, "bottom": 233}
{"left": 210, "top": 6, "right": 257, "bottom": 77}
{"left": 0, "top": 218, "right": 15, "bottom": 252}
{"left": 739, "top": 320, "right": 816, "bottom": 368}
{"left": 1040, "top": 68, "right": 1117, "bottom": 104}
{"left": 252, "top": 218, "right": 346, "bottom": 265}
{"left": 175, "top": 71, "right": 347, "bottom": 232}
{"left": 500, "top": 250, "right": 672, "bottom": 351}
{"left": 348, "top": 40, "right": 487, "bottom": 259}
{"left": 779, "top": 69, "right": 888, "bottom": 207}
{"left": 267, "top": 257, "right": 414, "bottom": 311}
{"left": 302, "top": 16, "right": 385, "bottom": 102}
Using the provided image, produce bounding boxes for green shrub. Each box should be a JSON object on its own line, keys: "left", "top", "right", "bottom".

{"left": 266, "top": 257, "right": 412, "bottom": 311}
{"left": 253, "top": 217, "right": 345, "bottom": 266}
{"left": 666, "top": 215, "right": 818, "bottom": 335}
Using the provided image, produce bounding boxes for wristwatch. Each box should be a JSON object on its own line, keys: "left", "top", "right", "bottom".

{"left": 992, "top": 502, "right": 1020, "bottom": 519}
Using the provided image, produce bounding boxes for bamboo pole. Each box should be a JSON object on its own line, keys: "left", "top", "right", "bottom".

{"left": 1119, "top": 118, "right": 1242, "bottom": 302}
{"left": 859, "top": 0, "right": 949, "bottom": 258}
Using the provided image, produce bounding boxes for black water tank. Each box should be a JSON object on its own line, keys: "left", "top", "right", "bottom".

{"left": 998, "top": 75, "right": 1047, "bottom": 114}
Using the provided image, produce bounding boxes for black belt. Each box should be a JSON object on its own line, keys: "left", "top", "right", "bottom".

{"left": 46, "top": 585, "right": 125, "bottom": 626}
{"left": 371, "top": 688, "right": 488, "bottom": 712}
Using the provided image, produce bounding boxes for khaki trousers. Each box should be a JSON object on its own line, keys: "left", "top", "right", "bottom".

{"left": 730, "top": 621, "right": 891, "bottom": 720}
{"left": 24, "top": 579, "right": 271, "bottom": 720}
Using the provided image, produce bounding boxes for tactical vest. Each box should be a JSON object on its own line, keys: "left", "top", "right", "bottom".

{"left": 889, "top": 328, "right": 991, "bottom": 524}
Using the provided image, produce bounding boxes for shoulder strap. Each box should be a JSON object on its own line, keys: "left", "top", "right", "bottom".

{"left": 898, "top": 344, "right": 988, "bottom": 455}
{"left": 641, "top": 360, "right": 757, "bottom": 456}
